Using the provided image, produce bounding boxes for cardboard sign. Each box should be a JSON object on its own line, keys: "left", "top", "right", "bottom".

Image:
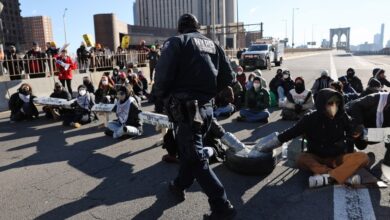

{"left": 121, "top": 35, "right": 131, "bottom": 49}
{"left": 34, "top": 97, "right": 73, "bottom": 108}
{"left": 91, "top": 103, "right": 115, "bottom": 112}
{"left": 83, "top": 34, "right": 94, "bottom": 47}
{"left": 139, "top": 112, "right": 172, "bottom": 129}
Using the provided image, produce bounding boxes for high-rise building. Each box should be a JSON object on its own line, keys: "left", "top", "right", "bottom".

{"left": 133, "top": 0, "right": 238, "bottom": 48}
{"left": 22, "top": 16, "right": 53, "bottom": 50}
{"left": 0, "top": 0, "right": 24, "bottom": 49}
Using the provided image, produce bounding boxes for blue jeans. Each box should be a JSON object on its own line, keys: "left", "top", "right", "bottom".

{"left": 239, "top": 108, "right": 270, "bottom": 122}
{"left": 214, "top": 103, "right": 235, "bottom": 117}
{"left": 277, "top": 86, "right": 286, "bottom": 100}
{"left": 174, "top": 105, "right": 229, "bottom": 211}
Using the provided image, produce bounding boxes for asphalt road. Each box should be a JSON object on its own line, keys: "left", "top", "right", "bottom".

{"left": 0, "top": 51, "right": 389, "bottom": 220}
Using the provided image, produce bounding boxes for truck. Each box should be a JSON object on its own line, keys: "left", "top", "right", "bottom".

{"left": 239, "top": 38, "right": 284, "bottom": 70}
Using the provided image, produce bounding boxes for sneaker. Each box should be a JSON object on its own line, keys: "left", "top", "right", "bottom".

{"left": 168, "top": 181, "right": 185, "bottom": 202}
{"left": 309, "top": 174, "right": 331, "bottom": 188}
{"left": 345, "top": 174, "right": 361, "bottom": 186}
{"left": 162, "top": 154, "right": 179, "bottom": 163}
{"left": 204, "top": 201, "right": 237, "bottom": 220}
{"left": 104, "top": 129, "right": 114, "bottom": 137}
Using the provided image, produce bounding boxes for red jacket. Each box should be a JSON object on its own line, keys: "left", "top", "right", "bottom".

{"left": 56, "top": 56, "right": 76, "bottom": 80}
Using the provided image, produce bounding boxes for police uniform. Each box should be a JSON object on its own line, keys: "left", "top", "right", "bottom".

{"left": 154, "top": 30, "right": 234, "bottom": 214}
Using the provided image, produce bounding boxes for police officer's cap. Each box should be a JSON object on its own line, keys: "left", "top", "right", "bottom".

{"left": 178, "top": 13, "right": 200, "bottom": 34}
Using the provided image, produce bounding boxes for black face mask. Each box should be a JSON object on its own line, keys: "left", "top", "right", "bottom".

{"left": 347, "top": 72, "right": 354, "bottom": 78}
{"left": 295, "top": 83, "right": 305, "bottom": 93}
{"left": 20, "top": 89, "right": 29, "bottom": 95}
{"left": 83, "top": 80, "right": 90, "bottom": 85}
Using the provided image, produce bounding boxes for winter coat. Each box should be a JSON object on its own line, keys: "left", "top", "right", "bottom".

{"left": 112, "top": 97, "right": 143, "bottom": 131}
{"left": 278, "top": 89, "right": 354, "bottom": 157}
{"left": 215, "top": 86, "right": 234, "bottom": 107}
{"left": 56, "top": 56, "right": 76, "bottom": 80}
{"left": 244, "top": 87, "right": 270, "bottom": 111}
{"left": 8, "top": 92, "right": 39, "bottom": 118}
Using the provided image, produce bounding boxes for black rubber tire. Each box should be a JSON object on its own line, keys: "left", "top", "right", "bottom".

{"left": 224, "top": 148, "right": 276, "bottom": 176}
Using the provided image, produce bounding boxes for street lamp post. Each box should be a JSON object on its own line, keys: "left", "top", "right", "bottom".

{"left": 63, "top": 8, "right": 68, "bottom": 44}
{"left": 292, "top": 8, "right": 299, "bottom": 48}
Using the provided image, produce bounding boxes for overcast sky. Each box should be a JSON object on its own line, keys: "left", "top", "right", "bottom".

{"left": 19, "top": 0, "right": 390, "bottom": 51}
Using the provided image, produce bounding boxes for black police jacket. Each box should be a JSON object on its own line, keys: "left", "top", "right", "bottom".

{"left": 154, "top": 31, "right": 234, "bottom": 103}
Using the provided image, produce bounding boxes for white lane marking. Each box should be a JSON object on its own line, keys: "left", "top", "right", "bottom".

{"left": 334, "top": 186, "right": 376, "bottom": 220}
{"left": 329, "top": 53, "right": 338, "bottom": 81}
{"left": 284, "top": 52, "right": 324, "bottom": 60}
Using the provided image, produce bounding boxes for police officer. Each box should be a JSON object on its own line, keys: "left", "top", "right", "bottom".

{"left": 154, "top": 14, "right": 236, "bottom": 219}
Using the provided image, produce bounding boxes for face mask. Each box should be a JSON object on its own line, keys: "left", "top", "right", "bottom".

{"left": 83, "top": 80, "right": 90, "bottom": 85}
{"left": 295, "top": 83, "right": 304, "bottom": 92}
{"left": 102, "top": 80, "right": 108, "bottom": 86}
{"left": 347, "top": 72, "right": 354, "bottom": 78}
{"left": 253, "top": 83, "right": 261, "bottom": 90}
{"left": 283, "top": 74, "right": 289, "bottom": 79}
{"left": 237, "top": 71, "right": 243, "bottom": 75}
{"left": 20, "top": 88, "right": 30, "bottom": 95}
{"left": 79, "top": 89, "right": 87, "bottom": 96}
{"left": 326, "top": 104, "right": 338, "bottom": 118}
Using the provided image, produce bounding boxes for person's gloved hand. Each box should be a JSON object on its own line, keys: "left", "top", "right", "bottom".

{"left": 202, "top": 147, "right": 214, "bottom": 158}
{"left": 254, "top": 132, "right": 282, "bottom": 152}
{"left": 295, "top": 104, "right": 303, "bottom": 113}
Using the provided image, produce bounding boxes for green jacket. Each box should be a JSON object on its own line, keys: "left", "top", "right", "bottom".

{"left": 245, "top": 87, "right": 270, "bottom": 111}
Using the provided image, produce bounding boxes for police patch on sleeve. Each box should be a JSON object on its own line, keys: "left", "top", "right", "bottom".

{"left": 161, "top": 41, "right": 170, "bottom": 52}
{"left": 193, "top": 38, "right": 216, "bottom": 54}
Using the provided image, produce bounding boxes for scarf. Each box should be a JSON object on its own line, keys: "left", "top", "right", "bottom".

{"left": 116, "top": 97, "right": 135, "bottom": 124}
{"left": 376, "top": 92, "right": 389, "bottom": 128}
{"left": 77, "top": 94, "right": 90, "bottom": 110}
{"left": 18, "top": 93, "right": 30, "bottom": 103}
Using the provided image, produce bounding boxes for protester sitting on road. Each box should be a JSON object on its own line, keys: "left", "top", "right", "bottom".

{"left": 83, "top": 76, "right": 95, "bottom": 94}
{"left": 345, "top": 92, "right": 390, "bottom": 168}
{"left": 63, "top": 85, "right": 95, "bottom": 128}
{"left": 129, "top": 73, "right": 146, "bottom": 100}
{"left": 245, "top": 72, "right": 256, "bottom": 91}
{"left": 338, "top": 76, "right": 358, "bottom": 95}
{"left": 311, "top": 70, "right": 334, "bottom": 99}
{"left": 231, "top": 75, "right": 244, "bottom": 109}
{"left": 235, "top": 65, "right": 246, "bottom": 89}
{"left": 277, "top": 70, "right": 295, "bottom": 107}
{"left": 343, "top": 68, "right": 363, "bottom": 93}
{"left": 137, "top": 69, "right": 149, "bottom": 97}
{"left": 237, "top": 76, "right": 270, "bottom": 123}
{"left": 258, "top": 89, "right": 369, "bottom": 188}
{"left": 281, "top": 77, "right": 314, "bottom": 120}
{"left": 214, "top": 86, "right": 235, "bottom": 118}
{"left": 103, "top": 71, "right": 115, "bottom": 86}
{"left": 43, "top": 82, "right": 72, "bottom": 120}
{"left": 9, "top": 83, "right": 39, "bottom": 122}
{"left": 105, "top": 86, "right": 142, "bottom": 139}
{"left": 359, "top": 78, "right": 382, "bottom": 98}
{"left": 253, "top": 69, "right": 267, "bottom": 88}
{"left": 269, "top": 68, "right": 284, "bottom": 106}
{"left": 56, "top": 49, "right": 77, "bottom": 95}
{"left": 330, "top": 81, "right": 359, "bottom": 103}
{"left": 112, "top": 67, "right": 121, "bottom": 85}
{"left": 94, "top": 76, "right": 116, "bottom": 104}
{"left": 371, "top": 68, "right": 390, "bottom": 88}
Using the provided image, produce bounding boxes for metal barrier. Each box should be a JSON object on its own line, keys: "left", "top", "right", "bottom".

{"left": 1, "top": 50, "right": 149, "bottom": 81}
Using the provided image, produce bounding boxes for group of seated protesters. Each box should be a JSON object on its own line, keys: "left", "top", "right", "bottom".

{"left": 9, "top": 67, "right": 148, "bottom": 140}
{"left": 213, "top": 65, "right": 386, "bottom": 123}
{"left": 9, "top": 65, "right": 390, "bottom": 189}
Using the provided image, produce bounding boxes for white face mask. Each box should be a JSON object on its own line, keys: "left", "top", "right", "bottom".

{"left": 253, "top": 83, "right": 261, "bottom": 90}
{"left": 79, "top": 89, "right": 87, "bottom": 96}
{"left": 238, "top": 71, "right": 243, "bottom": 75}
{"left": 326, "top": 104, "right": 338, "bottom": 118}
{"left": 283, "top": 74, "right": 289, "bottom": 79}
{"left": 102, "top": 80, "right": 108, "bottom": 85}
